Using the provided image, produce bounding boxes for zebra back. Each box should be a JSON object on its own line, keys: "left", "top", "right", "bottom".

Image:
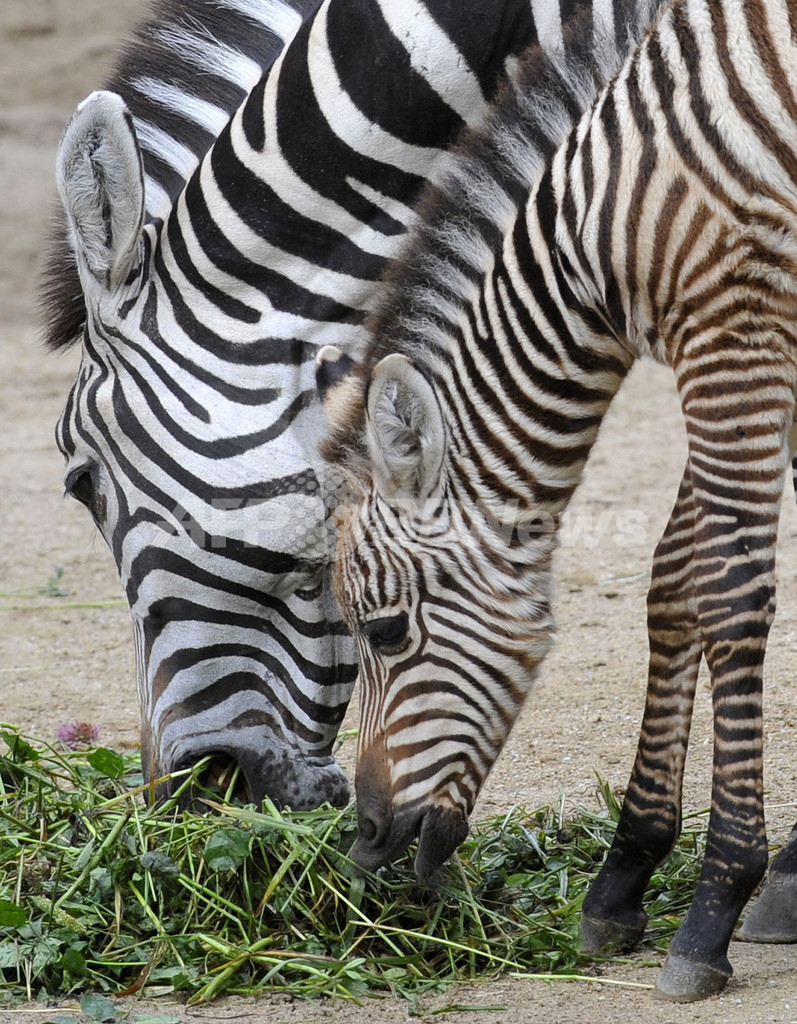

{"left": 325, "top": 0, "right": 664, "bottom": 479}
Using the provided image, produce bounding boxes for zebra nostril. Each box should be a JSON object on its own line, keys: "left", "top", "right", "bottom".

{"left": 357, "top": 802, "right": 390, "bottom": 848}
{"left": 359, "top": 816, "right": 377, "bottom": 842}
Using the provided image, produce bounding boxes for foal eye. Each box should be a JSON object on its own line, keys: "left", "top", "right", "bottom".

{"left": 361, "top": 612, "right": 410, "bottom": 655}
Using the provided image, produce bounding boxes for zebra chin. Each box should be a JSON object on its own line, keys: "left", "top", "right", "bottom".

{"left": 350, "top": 803, "right": 470, "bottom": 883}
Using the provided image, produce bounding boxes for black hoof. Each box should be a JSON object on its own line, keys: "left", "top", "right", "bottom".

{"left": 580, "top": 911, "right": 647, "bottom": 953}
{"left": 655, "top": 952, "right": 731, "bottom": 1002}
{"left": 737, "top": 872, "right": 797, "bottom": 943}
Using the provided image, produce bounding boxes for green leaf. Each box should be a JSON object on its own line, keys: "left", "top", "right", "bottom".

{"left": 89, "top": 865, "right": 113, "bottom": 897}
{"left": 382, "top": 966, "right": 409, "bottom": 981}
{"left": 0, "top": 729, "right": 38, "bottom": 763}
{"left": 203, "top": 827, "right": 251, "bottom": 871}
{"left": 80, "top": 991, "right": 118, "bottom": 1022}
{"left": 75, "top": 839, "right": 96, "bottom": 871}
{"left": 59, "top": 946, "right": 88, "bottom": 976}
{"left": 86, "top": 747, "right": 125, "bottom": 778}
{"left": 140, "top": 849, "right": 180, "bottom": 881}
{"left": 32, "top": 936, "right": 63, "bottom": 975}
{"left": 0, "top": 944, "right": 19, "bottom": 968}
{"left": 0, "top": 898, "right": 28, "bottom": 928}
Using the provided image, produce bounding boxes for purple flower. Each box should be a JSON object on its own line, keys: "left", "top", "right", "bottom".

{"left": 57, "top": 722, "right": 100, "bottom": 750}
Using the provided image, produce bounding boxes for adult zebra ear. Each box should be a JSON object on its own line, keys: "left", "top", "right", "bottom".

{"left": 56, "top": 91, "right": 146, "bottom": 293}
{"left": 366, "top": 354, "right": 447, "bottom": 504}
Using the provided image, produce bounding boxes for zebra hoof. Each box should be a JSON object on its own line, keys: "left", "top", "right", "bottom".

{"left": 580, "top": 910, "right": 647, "bottom": 953}
{"left": 655, "top": 952, "right": 731, "bottom": 1002}
{"left": 737, "top": 873, "right": 797, "bottom": 943}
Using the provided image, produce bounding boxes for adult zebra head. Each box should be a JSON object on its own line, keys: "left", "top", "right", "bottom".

{"left": 45, "top": 0, "right": 362, "bottom": 809}
{"left": 43, "top": 0, "right": 551, "bottom": 807}
{"left": 53, "top": 87, "right": 355, "bottom": 808}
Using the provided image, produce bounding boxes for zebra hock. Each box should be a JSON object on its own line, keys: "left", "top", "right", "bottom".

{"left": 320, "top": 0, "right": 797, "bottom": 1003}
{"left": 44, "top": 0, "right": 560, "bottom": 807}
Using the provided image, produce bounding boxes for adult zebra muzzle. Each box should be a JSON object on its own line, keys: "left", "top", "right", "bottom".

{"left": 144, "top": 660, "right": 351, "bottom": 811}
{"left": 160, "top": 745, "right": 350, "bottom": 811}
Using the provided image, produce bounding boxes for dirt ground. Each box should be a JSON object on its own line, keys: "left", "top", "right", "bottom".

{"left": 2, "top": 1, "right": 797, "bottom": 1021}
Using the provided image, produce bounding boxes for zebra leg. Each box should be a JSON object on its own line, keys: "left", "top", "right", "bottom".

{"left": 735, "top": 452, "right": 797, "bottom": 944}
{"left": 582, "top": 469, "right": 702, "bottom": 952}
{"left": 652, "top": 381, "right": 793, "bottom": 1001}
{"left": 736, "top": 823, "right": 797, "bottom": 942}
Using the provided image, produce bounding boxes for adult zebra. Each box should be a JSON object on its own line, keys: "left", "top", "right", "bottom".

{"left": 42, "top": 0, "right": 589, "bottom": 808}
{"left": 320, "top": 0, "right": 797, "bottom": 1001}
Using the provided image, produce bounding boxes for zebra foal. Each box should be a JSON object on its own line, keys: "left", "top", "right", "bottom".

{"left": 320, "top": 0, "right": 797, "bottom": 1000}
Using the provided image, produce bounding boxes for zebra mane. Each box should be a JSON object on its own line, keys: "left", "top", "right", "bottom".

{"left": 323, "top": 0, "right": 667, "bottom": 484}
{"left": 39, "top": 0, "right": 315, "bottom": 353}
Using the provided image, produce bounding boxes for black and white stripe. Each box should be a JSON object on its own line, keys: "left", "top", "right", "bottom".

{"left": 42, "top": 0, "right": 316, "bottom": 351}
{"left": 323, "top": 0, "right": 797, "bottom": 999}
{"left": 42, "top": 0, "right": 621, "bottom": 809}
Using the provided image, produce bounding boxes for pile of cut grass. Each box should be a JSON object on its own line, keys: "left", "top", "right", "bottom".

{"left": 0, "top": 725, "right": 705, "bottom": 1006}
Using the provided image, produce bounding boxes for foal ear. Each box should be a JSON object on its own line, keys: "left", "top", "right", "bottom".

{"left": 366, "top": 354, "right": 447, "bottom": 503}
{"left": 56, "top": 90, "right": 146, "bottom": 292}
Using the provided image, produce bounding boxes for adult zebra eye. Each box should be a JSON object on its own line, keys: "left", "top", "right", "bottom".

{"left": 64, "top": 463, "right": 107, "bottom": 523}
{"left": 361, "top": 612, "right": 410, "bottom": 655}
{"left": 65, "top": 464, "right": 97, "bottom": 508}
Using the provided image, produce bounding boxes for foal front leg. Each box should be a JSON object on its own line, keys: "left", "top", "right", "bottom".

{"left": 735, "top": 447, "right": 797, "bottom": 943}
{"left": 653, "top": 364, "right": 794, "bottom": 1000}
{"left": 582, "top": 468, "right": 702, "bottom": 951}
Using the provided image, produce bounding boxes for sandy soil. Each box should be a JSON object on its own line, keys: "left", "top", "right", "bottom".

{"left": 2, "top": 1, "right": 797, "bottom": 1021}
